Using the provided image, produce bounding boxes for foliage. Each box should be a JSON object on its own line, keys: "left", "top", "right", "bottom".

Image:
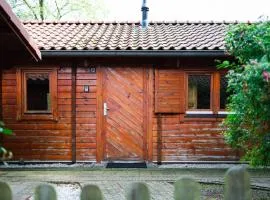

{"left": 7, "top": 0, "right": 108, "bottom": 21}
{"left": 219, "top": 21, "right": 270, "bottom": 166}
{"left": 0, "top": 121, "right": 13, "bottom": 161}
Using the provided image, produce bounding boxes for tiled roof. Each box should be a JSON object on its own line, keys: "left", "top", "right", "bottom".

{"left": 23, "top": 21, "right": 232, "bottom": 51}
{"left": 0, "top": 1, "right": 41, "bottom": 60}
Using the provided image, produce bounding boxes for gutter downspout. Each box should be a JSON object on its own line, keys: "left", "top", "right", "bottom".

{"left": 71, "top": 63, "right": 77, "bottom": 163}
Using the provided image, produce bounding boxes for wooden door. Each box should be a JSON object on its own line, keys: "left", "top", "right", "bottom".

{"left": 103, "top": 67, "right": 145, "bottom": 161}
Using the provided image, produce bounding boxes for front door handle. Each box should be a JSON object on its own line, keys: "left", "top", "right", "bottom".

{"left": 104, "top": 103, "right": 109, "bottom": 116}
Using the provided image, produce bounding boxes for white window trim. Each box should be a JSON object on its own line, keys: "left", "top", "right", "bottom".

{"left": 186, "top": 111, "right": 214, "bottom": 114}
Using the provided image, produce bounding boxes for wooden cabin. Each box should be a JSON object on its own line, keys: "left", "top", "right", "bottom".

{"left": 0, "top": 2, "right": 240, "bottom": 163}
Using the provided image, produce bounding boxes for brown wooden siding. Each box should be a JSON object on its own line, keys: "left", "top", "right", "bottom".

{"left": 1, "top": 57, "right": 238, "bottom": 162}
{"left": 152, "top": 115, "right": 238, "bottom": 161}
{"left": 155, "top": 68, "right": 185, "bottom": 113}
{"left": 1, "top": 66, "right": 97, "bottom": 161}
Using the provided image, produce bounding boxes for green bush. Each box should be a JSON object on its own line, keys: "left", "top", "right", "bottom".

{"left": 0, "top": 121, "right": 13, "bottom": 161}
{"left": 220, "top": 21, "right": 270, "bottom": 166}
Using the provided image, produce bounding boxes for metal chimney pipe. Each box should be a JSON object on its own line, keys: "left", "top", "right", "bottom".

{"left": 141, "top": 0, "right": 149, "bottom": 28}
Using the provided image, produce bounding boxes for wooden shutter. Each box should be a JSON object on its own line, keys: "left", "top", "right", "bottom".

{"left": 154, "top": 68, "right": 185, "bottom": 113}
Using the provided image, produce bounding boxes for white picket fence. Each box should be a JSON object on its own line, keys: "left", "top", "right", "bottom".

{"left": 0, "top": 166, "right": 251, "bottom": 200}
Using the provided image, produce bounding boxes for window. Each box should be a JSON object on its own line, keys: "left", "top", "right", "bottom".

{"left": 17, "top": 68, "right": 58, "bottom": 120}
{"left": 186, "top": 71, "right": 229, "bottom": 116}
{"left": 220, "top": 74, "right": 229, "bottom": 110}
{"left": 26, "top": 73, "right": 50, "bottom": 112}
{"left": 188, "top": 75, "right": 211, "bottom": 110}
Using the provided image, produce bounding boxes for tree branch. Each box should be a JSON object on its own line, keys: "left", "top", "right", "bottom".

{"left": 54, "top": 0, "right": 61, "bottom": 19}
{"left": 39, "top": 0, "right": 44, "bottom": 21}
{"left": 22, "top": 0, "right": 38, "bottom": 20}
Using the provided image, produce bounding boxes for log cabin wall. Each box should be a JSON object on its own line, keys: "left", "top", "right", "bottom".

{"left": 1, "top": 57, "right": 238, "bottom": 162}
{"left": 1, "top": 62, "right": 97, "bottom": 161}
{"left": 152, "top": 58, "right": 238, "bottom": 162}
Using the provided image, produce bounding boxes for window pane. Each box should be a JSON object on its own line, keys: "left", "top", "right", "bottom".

{"left": 188, "top": 75, "right": 211, "bottom": 109}
{"left": 220, "top": 74, "right": 229, "bottom": 109}
{"left": 26, "top": 73, "right": 50, "bottom": 111}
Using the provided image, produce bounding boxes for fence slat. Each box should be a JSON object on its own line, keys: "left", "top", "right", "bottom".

{"left": 81, "top": 185, "right": 103, "bottom": 200}
{"left": 225, "top": 166, "right": 251, "bottom": 200}
{"left": 127, "top": 182, "right": 150, "bottom": 200}
{"left": 35, "top": 184, "right": 57, "bottom": 200}
{"left": 0, "top": 182, "right": 12, "bottom": 200}
{"left": 174, "top": 177, "right": 200, "bottom": 200}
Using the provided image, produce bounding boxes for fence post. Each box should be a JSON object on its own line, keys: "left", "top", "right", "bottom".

{"left": 127, "top": 182, "right": 150, "bottom": 200}
{"left": 0, "top": 182, "right": 12, "bottom": 200}
{"left": 35, "top": 184, "right": 57, "bottom": 200}
{"left": 224, "top": 166, "right": 251, "bottom": 200}
{"left": 80, "top": 185, "right": 103, "bottom": 200}
{"left": 174, "top": 177, "right": 200, "bottom": 200}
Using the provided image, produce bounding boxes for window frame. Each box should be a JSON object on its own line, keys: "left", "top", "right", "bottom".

{"left": 185, "top": 71, "right": 230, "bottom": 116}
{"left": 185, "top": 72, "right": 214, "bottom": 113}
{"left": 16, "top": 67, "right": 58, "bottom": 121}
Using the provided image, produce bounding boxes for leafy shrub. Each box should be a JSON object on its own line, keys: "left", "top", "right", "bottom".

{"left": 0, "top": 121, "right": 13, "bottom": 161}
{"left": 220, "top": 21, "right": 270, "bottom": 166}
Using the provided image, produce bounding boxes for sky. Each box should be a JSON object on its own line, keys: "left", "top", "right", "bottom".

{"left": 103, "top": 0, "right": 270, "bottom": 22}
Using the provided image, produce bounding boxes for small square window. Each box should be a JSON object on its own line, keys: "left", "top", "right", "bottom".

{"left": 188, "top": 74, "right": 211, "bottom": 110}
{"left": 17, "top": 68, "right": 58, "bottom": 120}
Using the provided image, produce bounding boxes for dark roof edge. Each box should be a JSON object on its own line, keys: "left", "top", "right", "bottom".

{"left": 41, "top": 50, "right": 227, "bottom": 57}
{"left": 0, "top": 0, "right": 41, "bottom": 61}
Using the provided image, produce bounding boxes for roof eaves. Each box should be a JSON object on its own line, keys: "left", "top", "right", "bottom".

{"left": 0, "top": 0, "right": 41, "bottom": 61}
{"left": 41, "top": 50, "right": 227, "bottom": 57}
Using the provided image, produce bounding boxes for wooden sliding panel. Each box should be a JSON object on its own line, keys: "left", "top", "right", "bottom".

{"left": 154, "top": 68, "right": 185, "bottom": 113}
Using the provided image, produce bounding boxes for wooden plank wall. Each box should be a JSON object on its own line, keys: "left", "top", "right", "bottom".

{"left": 1, "top": 57, "right": 238, "bottom": 162}
{"left": 152, "top": 116, "right": 238, "bottom": 161}
{"left": 155, "top": 69, "right": 185, "bottom": 113}
{"left": 152, "top": 66, "right": 238, "bottom": 162}
{"left": 1, "top": 66, "right": 97, "bottom": 161}
{"left": 75, "top": 67, "right": 96, "bottom": 161}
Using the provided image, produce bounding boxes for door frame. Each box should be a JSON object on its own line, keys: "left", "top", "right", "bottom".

{"left": 96, "top": 66, "right": 153, "bottom": 163}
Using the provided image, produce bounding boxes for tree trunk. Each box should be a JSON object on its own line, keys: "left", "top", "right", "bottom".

{"left": 39, "top": 0, "right": 44, "bottom": 21}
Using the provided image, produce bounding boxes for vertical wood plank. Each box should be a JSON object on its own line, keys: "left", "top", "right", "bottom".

{"left": 127, "top": 183, "right": 150, "bottom": 200}
{"left": 96, "top": 66, "right": 104, "bottom": 163}
{"left": 174, "top": 177, "right": 200, "bottom": 200}
{"left": 224, "top": 166, "right": 251, "bottom": 200}
{"left": 51, "top": 68, "right": 58, "bottom": 121}
{"left": 157, "top": 113, "right": 162, "bottom": 165}
{"left": 81, "top": 185, "right": 103, "bottom": 200}
{"left": 154, "top": 68, "right": 159, "bottom": 113}
{"left": 212, "top": 71, "right": 220, "bottom": 114}
{"left": 147, "top": 67, "right": 154, "bottom": 162}
{"left": 16, "top": 68, "right": 22, "bottom": 120}
{"left": 71, "top": 64, "right": 77, "bottom": 163}
{"left": 143, "top": 67, "right": 147, "bottom": 160}
{"left": 0, "top": 68, "right": 2, "bottom": 121}
{"left": 35, "top": 184, "right": 57, "bottom": 200}
{"left": 0, "top": 182, "right": 12, "bottom": 200}
{"left": 0, "top": 69, "right": 3, "bottom": 144}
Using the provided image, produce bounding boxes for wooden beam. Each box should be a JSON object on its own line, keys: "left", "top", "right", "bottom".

{"left": 96, "top": 66, "right": 104, "bottom": 163}
{"left": 157, "top": 113, "right": 162, "bottom": 165}
{"left": 146, "top": 67, "right": 153, "bottom": 162}
{"left": 213, "top": 71, "right": 220, "bottom": 114}
{"left": 0, "top": 68, "right": 3, "bottom": 143}
{"left": 0, "top": 68, "right": 2, "bottom": 121}
{"left": 71, "top": 64, "right": 77, "bottom": 163}
{"left": 143, "top": 67, "right": 148, "bottom": 160}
